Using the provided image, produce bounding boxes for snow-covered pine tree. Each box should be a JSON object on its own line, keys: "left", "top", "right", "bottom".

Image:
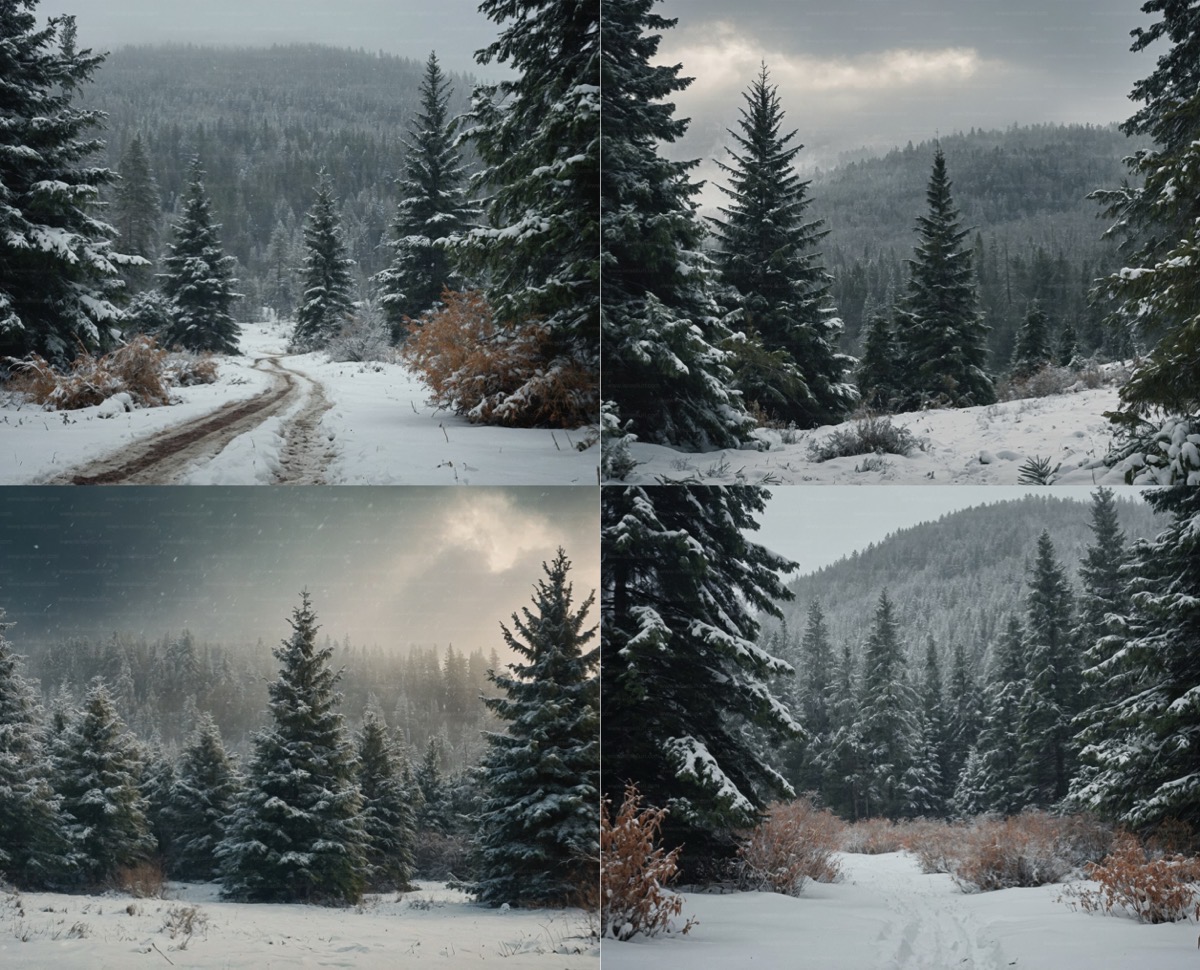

{"left": 414, "top": 735, "right": 447, "bottom": 835}
{"left": 217, "top": 592, "right": 366, "bottom": 903}
{"left": 954, "top": 615, "right": 1027, "bottom": 817}
{"left": 855, "top": 591, "right": 920, "bottom": 819}
{"left": 110, "top": 133, "right": 160, "bottom": 292}
{"left": 292, "top": 173, "right": 355, "bottom": 351}
{"left": 1076, "top": 487, "right": 1132, "bottom": 693}
{"left": 455, "top": 0, "right": 599, "bottom": 426}
{"left": 0, "top": 610, "right": 70, "bottom": 887}
{"left": 1011, "top": 300, "right": 1054, "bottom": 378}
{"left": 1092, "top": 3, "right": 1200, "bottom": 482}
{"left": 599, "top": 0, "right": 751, "bottom": 451}
{"left": 476, "top": 549, "right": 599, "bottom": 906}
{"left": 895, "top": 149, "right": 995, "bottom": 409}
{"left": 375, "top": 51, "right": 474, "bottom": 342}
{"left": 356, "top": 709, "right": 417, "bottom": 892}
{"left": 53, "top": 679, "right": 155, "bottom": 885}
{"left": 793, "top": 601, "right": 834, "bottom": 794}
{"left": 1067, "top": 486, "right": 1200, "bottom": 827}
{"left": 0, "top": 7, "right": 136, "bottom": 362}
{"left": 264, "top": 222, "right": 298, "bottom": 319}
{"left": 819, "top": 641, "right": 863, "bottom": 818}
{"left": 159, "top": 158, "right": 241, "bottom": 353}
{"left": 139, "top": 742, "right": 177, "bottom": 865}
{"left": 163, "top": 714, "right": 240, "bottom": 881}
{"left": 708, "top": 63, "right": 856, "bottom": 428}
{"left": 909, "top": 636, "right": 949, "bottom": 815}
{"left": 1016, "top": 531, "right": 1080, "bottom": 807}
{"left": 601, "top": 485, "right": 801, "bottom": 870}
{"left": 1057, "top": 318, "right": 1078, "bottom": 367}
{"left": 856, "top": 310, "right": 902, "bottom": 413}
{"left": 943, "top": 641, "right": 982, "bottom": 797}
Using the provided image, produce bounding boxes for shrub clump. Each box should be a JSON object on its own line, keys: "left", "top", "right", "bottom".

{"left": 737, "top": 798, "right": 843, "bottom": 896}
{"left": 401, "top": 289, "right": 595, "bottom": 428}
{"left": 601, "top": 784, "right": 694, "bottom": 941}
{"left": 950, "top": 812, "right": 1112, "bottom": 892}
{"left": 1060, "top": 831, "right": 1200, "bottom": 924}
{"left": 807, "top": 415, "right": 918, "bottom": 462}
{"left": 841, "top": 817, "right": 908, "bottom": 855}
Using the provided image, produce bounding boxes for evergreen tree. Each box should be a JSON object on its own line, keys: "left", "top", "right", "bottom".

{"left": 292, "top": 173, "right": 355, "bottom": 351}
{"left": 854, "top": 591, "right": 919, "bottom": 819}
{"left": 375, "top": 51, "right": 473, "bottom": 342}
{"left": 164, "top": 714, "right": 240, "bottom": 881}
{"left": 356, "top": 710, "right": 417, "bottom": 891}
{"left": 263, "top": 222, "right": 298, "bottom": 319}
{"left": 601, "top": 485, "right": 801, "bottom": 871}
{"left": 1011, "top": 300, "right": 1054, "bottom": 377}
{"left": 0, "top": 7, "right": 135, "bottom": 361}
{"left": 1093, "top": 3, "right": 1200, "bottom": 480}
{"left": 944, "top": 641, "right": 982, "bottom": 794}
{"left": 414, "top": 735, "right": 447, "bottom": 835}
{"left": 913, "top": 636, "right": 949, "bottom": 814}
{"left": 709, "top": 64, "right": 856, "bottom": 427}
{"left": 218, "top": 592, "right": 366, "bottom": 903}
{"left": 818, "top": 641, "right": 863, "bottom": 818}
{"left": 895, "top": 149, "right": 995, "bottom": 409}
{"left": 139, "top": 743, "right": 177, "bottom": 865}
{"left": 54, "top": 679, "right": 154, "bottom": 884}
{"left": 599, "top": 0, "right": 751, "bottom": 450}
{"left": 0, "top": 610, "right": 70, "bottom": 887}
{"left": 793, "top": 601, "right": 834, "bottom": 794}
{"left": 1016, "top": 531, "right": 1079, "bottom": 806}
{"left": 160, "top": 158, "right": 241, "bottom": 352}
{"left": 476, "top": 549, "right": 599, "bottom": 906}
{"left": 456, "top": 0, "right": 600, "bottom": 424}
{"left": 1057, "top": 318, "right": 1078, "bottom": 367}
{"left": 1068, "top": 486, "right": 1200, "bottom": 826}
{"left": 856, "top": 310, "right": 902, "bottom": 413}
{"left": 111, "top": 134, "right": 160, "bottom": 292}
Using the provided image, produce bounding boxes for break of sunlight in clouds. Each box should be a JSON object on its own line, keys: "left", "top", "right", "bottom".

{"left": 437, "top": 491, "right": 562, "bottom": 574}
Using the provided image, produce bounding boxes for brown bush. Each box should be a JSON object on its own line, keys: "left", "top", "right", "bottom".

{"left": 841, "top": 818, "right": 907, "bottom": 855}
{"left": 401, "top": 289, "right": 596, "bottom": 428}
{"left": 737, "top": 798, "right": 843, "bottom": 896}
{"left": 6, "top": 335, "right": 172, "bottom": 409}
{"left": 951, "top": 812, "right": 1112, "bottom": 892}
{"left": 112, "top": 858, "right": 166, "bottom": 898}
{"left": 166, "top": 351, "right": 219, "bottom": 386}
{"left": 601, "top": 784, "right": 694, "bottom": 941}
{"left": 1060, "top": 831, "right": 1200, "bottom": 924}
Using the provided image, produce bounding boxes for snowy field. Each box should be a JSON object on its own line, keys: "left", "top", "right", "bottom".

{"left": 1, "top": 321, "right": 598, "bottom": 485}
{"left": 621, "top": 386, "right": 1137, "bottom": 486}
{"left": 603, "top": 851, "right": 1199, "bottom": 970}
{"left": 0, "top": 880, "right": 597, "bottom": 969}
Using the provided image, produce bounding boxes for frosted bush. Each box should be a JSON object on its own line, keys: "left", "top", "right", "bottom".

{"left": 737, "top": 798, "right": 843, "bottom": 896}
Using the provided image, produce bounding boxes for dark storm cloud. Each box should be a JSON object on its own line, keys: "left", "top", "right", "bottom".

{"left": 655, "top": 0, "right": 1157, "bottom": 203}
{"left": 37, "top": 0, "right": 496, "bottom": 72}
{"left": 0, "top": 488, "right": 599, "bottom": 656}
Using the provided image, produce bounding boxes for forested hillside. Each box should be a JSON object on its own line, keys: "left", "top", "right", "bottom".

{"left": 808, "top": 125, "right": 1149, "bottom": 360}
{"left": 766, "top": 493, "right": 1162, "bottom": 669}
{"left": 80, "top": 44, "right": 478, "bottom": 314}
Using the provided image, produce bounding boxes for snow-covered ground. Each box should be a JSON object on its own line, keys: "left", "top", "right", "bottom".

{"left": 0, "top": 880, "right": 597, "bottom": 969}
{"left": 604, "top": 851, "right": 1198, "bottom": 970}
{"left": 1, "top": 321, "right": 599, "bottom": 485}
{"left": 621, "top": 387, "right": 1137, "bottom": 485}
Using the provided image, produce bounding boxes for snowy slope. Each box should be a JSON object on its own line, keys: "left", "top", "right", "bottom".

{"left": 620, "top": 387, "right": 1136, "bottom": 485}
{"left": 603, "top": 852, "right": 1198, "bottom": 970}
{"left": 0, "top": 881, "right": 597, "bottom": 969}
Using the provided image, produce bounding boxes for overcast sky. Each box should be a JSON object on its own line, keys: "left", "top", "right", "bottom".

{"left": 38, "top": 0, "right": 496, "bottom": 74}
{"left": 655, "top": 0, "right": 1157, "bottom": 208}
{"left": 0, "top": 488, "right": 599, "bottom": 655}
{"left": 753, "top": 485, "right": 1148, "bottom": 577}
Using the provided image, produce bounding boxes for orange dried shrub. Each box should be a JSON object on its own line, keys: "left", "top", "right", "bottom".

{"left": 1060, "top": 832, "right": 1200, "bottom": 924}
{"left": 400, "top": 289, "right": 596, "bottom": 428}
{"left": 737, "top": 798, "right": 843, "bottom": 896}
{"left": 6, "top": 335, "right": 172, "bottom": 409}
{"left": 601, "top": 784, "right": 694, "bottom": 941}
{"left": 951, "top": 811, "right": 1111, "bottom": 892}
{"left": 841, "top": 817, "right": 906, "bottom": 855}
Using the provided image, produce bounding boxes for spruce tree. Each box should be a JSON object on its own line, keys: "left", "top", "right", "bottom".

{"left": 599, "top": 0, "right": 751, "bottom": 450}
{"left": 111, "top": 134, "right": 160, "bottom": 292}
{"left": 855, "top": 591, "right": 919, "bottom": 819}
{"left": 218, "top": 592, "right": 366, "bottom": 903}
{"left": 912, "top": 636, "right": 949, "bottom": 814}
{"left": 895, "top": 149, "right": 995, "bottom": 409}
{"left": 476, "top": 549, "right": 599, "bottom": 906}
{"left": 793, "top": 601, "right": 834, "bottom": 794}
{"left": 54, "top": 679, "right": 155, "bottom": 885}
{"left": 164, "top": 714, "right": 240, "bottom": 881}
{"left": 944, "top": 641, "right": 982, "bottom": 794}
{"left": 857, "top": 310, "right": 902, "bottom": 413}
{"left": 0, "top": 6, "right": 135, "bottom": 361}
{"left": 0, "top": 610, "right": 70, "bottom": 887}
{"left": 456, "top": 0, "right": 600, "bottom": 425}
{"left": 1093, "top": 3, "right": 1200, "bottom": 480}
{"left": 160, "top": 158, "right": 241, "bottom": 353}
{"left": 292, "top": 173, "right": 355, "bottom": 351}
{"left": 819, "top": 641, "right": 863, "bottom": 818}
{"left": 1016, "top": 531, "right": 1079, "bottom": 807}
{"left": 1068, "top": 486, "right": 1200, "bottom": 826}
{"left": 356, "top": 710, "right": 417, "bottom": 892}
{"left": 601, "top": 485, "right": 801, "bottom": 870}
{"left": 1011, "top": 300, "right": 1054, "bottom": 378}
{"left": 414, "top": 736, "right": 447, "bottom": 835}
{"left": 375, "top": 51, "right": 473, "bottom": 342}
{"left": 709, "top": 64, "right": 856, "bottom": 427}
